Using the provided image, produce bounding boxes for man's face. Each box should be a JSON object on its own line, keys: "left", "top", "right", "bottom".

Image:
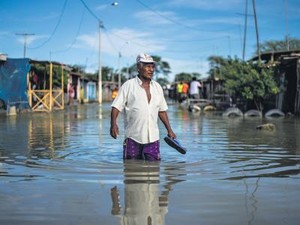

{"left": 138, "top": 63, "right": 155, "bottom": 80}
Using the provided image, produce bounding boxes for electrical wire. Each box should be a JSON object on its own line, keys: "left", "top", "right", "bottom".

{"left": 103, "top": 29, "right": 119, "bottom": 53}
{"left": 135, "top": 0, "right": 238, "bottom": 33}
{"left": 29, "top": 0, "right": 69, "bottom": 49}
{"left": 79, "top": 0, "right": 100, "bottom": 21}
{"left": 134, "top": 0, "right": 198, "bottom": 31}
{"left": 78, "top": 1, "right": 122, "bottom": 58}
{"left": 102, "top": 24, "right": 160, "bottom": 50}
{"left": 79, "top": 0, "right": 227, "bottom": 56}
{"left": 160, "top": 36, "right": 231, "bottom": 43}
{"left": 51, "top": 9, "right": 86, "bottom": 54}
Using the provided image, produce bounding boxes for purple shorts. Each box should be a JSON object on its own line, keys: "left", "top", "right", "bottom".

{"left": 123, "top": 138, "right": 160, "bottom": 161}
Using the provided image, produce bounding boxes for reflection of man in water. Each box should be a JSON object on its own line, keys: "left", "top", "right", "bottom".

{"left": 110, "top": 161, "right": 185, "bottom": 225}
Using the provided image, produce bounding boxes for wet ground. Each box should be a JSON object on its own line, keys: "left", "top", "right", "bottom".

{"left": 1, "top": 102, "right": 300, "bottom": 225}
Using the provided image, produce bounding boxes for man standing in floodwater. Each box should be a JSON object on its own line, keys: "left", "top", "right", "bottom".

{"left": 110, "top": 53, "right": 176, "bottom": 161}
{"left": 189, "top": 77, "right": 202, "bottom": 99}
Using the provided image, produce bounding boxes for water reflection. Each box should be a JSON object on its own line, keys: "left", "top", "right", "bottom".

{"left": 1, "top": 103, "right": 300, "bottom": 225}
{"left": 110, "top": 161, "right": 186, "bottom": 225}
{"left": 28, "top": 113, "right": 65, "bottom": 159}
{"left": 243, "top": 177, "right": 260, "bottom": 225}
{"left": 222, "top": 117, "right": 300, "bottom": 179}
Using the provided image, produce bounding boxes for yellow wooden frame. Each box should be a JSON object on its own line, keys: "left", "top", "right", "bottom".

{"left": 27, "top": 62, "right": 65, "bottom": 112}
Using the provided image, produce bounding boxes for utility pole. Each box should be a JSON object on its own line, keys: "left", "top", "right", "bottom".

{"left": 98, "top": 20, "right": 103, "bottom": 104}
{"left": 285, "top": 0, "right": 290, "bottom": 51}
{"left": 227, "top": 36, "right": 232, "bottom": 56}
{"left": 252, "top": 0, "right": 261, "bottom": 64}
{"left": 242, "top": 0, "right": 248, "bottom": 61}
{"left": 15, "top": 33, "right": 35, "bottom": 58}
{"left": 117, "top": 41, "right": 129, "bottom": 88}
{"left": 118, "top": 52, "right": 122, "bottom": 88}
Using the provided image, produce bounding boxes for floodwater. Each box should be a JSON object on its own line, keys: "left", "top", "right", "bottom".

{"left": 1, "top": 102, "right": 300, "bottom": 225}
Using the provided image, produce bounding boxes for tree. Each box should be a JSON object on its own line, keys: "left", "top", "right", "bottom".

{"left": 191, "top": 72, "right": 202, "bottom": 80}
{"left": 174, "top": 73, "right": 189, "bottom": 82}
{"left": 126, "top": 64, "right": 137, "bottom": 79}
{"left": 217, "top": 57, "right": 279, "bottom": 112}
{"left": 32, "top": 63, "right": 69, "bottom": 89}
{"left": 152, "top": 55, "right": 171, "bottom": 80}
{"left": 85, "top": 66, "right": 114, "bottom": 82}
{"left": 207, "top": 55, "right": 228, "bottom": 80}
{"left": 71, "top": 64, "right": 86, "bottom": 74}
{"left": 124, "top": 55, "right": 171, "bottom": 81}
{"left": 101, "top": 66, "right": 114, "bottom": 82}
{"left": 260, "top": 37, "right": 300, "bottom": 52}
{"left": 156, "top": 77, "right": 169, "bottom": 88}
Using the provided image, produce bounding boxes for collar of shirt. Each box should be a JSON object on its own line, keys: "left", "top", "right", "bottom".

{"left": 136, "top": 75, "right": 153, "bottom": 87}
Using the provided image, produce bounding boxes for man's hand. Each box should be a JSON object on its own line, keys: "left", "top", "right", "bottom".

{"left": 110, "top": 124, "right": 119, "bottom": 139}
{"left": 167, "top": 130, "right": 176, "bottom": 139}
{"left": 110, "top": 107, "right": 120, "bottom": 139}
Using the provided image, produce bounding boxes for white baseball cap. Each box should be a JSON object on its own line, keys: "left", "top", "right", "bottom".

{"left": 136, "top": 53, "right": 155, "bottom": 63}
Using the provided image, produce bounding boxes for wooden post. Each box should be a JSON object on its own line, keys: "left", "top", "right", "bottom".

{"left": 295, "top": 59, "right": 300, "bottom": 115}
{"left": 50, "top": 62, "right": 53, "bottom": 111}
{"left": 61, "top": 64, "right": 64, "bottom": 109}
{"left": 242, "top": 0, "right": 248, "bottom": 61}
{"left": 27, "top": 72, "right": 32, "bottom": 107}
{"left": 252, "top": 0, "right": 261, "bottom": 64}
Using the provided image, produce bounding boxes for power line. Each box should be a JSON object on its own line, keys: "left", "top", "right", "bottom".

{"left": 159, "top": 36, "right": 231, "bottom": 43}
{"left": 15, "top": 33, "right": 35, "bottom": 57}
{"left": 50, "top": 9, "right": 86, "bottom": 56}
{"left": 135, "top": 0, "right": 238, "bottom": 33}
{"left": 103, "top": 29, "right": 119, "bottom": 53}
{"left": 78, "top": 0, "right": 104, "bottom": 103}
{"left": 79, "top": 0, "right": 100, "bottom": 21}
{"left": 135, "top": 0, "right": 197, "bottom": 31}
{"left": 29, "top": 0, "right": 68, "bottom": 50}
{"left": 78, "top": 0, "right": 125, "bottom": 54}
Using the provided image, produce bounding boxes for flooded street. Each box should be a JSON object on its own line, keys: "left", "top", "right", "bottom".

{"left": 1, "top": 102, "right": 300, "bottom": 225}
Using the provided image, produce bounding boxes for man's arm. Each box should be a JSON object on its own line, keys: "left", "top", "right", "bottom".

{"left": 110, "top": 107, "right": 120, "bottom": 139}
{"left": 158, "top": 111, "right": 176, "bottom": 139}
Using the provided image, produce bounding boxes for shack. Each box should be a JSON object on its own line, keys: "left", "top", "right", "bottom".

{"left": 0, "top": 57, "right": 69, "bottom": 113}
{"left": 68, "top": 71, "right": 97, "bottom": 104}
{"left": 0, "top": 57, "right": 30, "bottom": 112}
{"left": 252, "top": 50, "right": 300, "bottom": 115}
